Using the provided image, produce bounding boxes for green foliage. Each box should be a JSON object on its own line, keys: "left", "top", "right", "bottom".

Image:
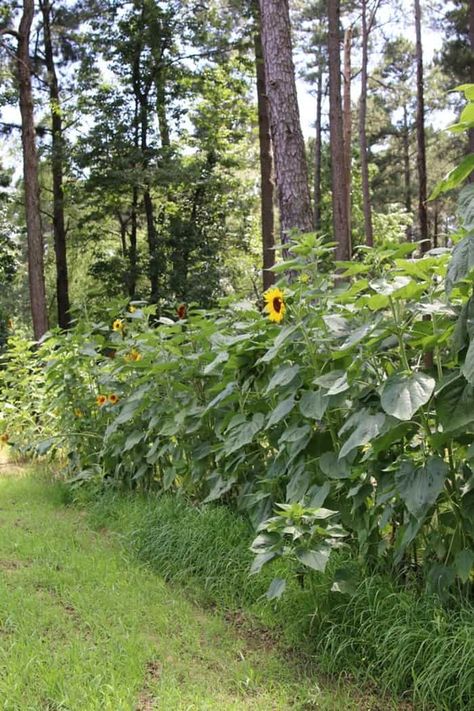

{"left": 82, "top": 485, "right": 474, "bottom": 710}
{"left": 2, "top": 224, "right": 474, "bottom": 597}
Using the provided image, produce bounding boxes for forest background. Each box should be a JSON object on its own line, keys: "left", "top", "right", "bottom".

{"left": 0, "top": 0, "right": 471, "bottom": 337}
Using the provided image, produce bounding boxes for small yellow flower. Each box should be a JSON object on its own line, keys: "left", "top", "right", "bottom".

{"left": 112, "top": 319, "right": 124, "bottom": 332}
{"left": 96, "top": 394, "right": 107, "bottom": 407}
{"left": 74, "top": 408, "right": 83, "bottom": 418}
{"left": 125, "top": 348, "right": 141, "bottom": 362}
{"left": 108, "top": 394, "right": 119, "bottom": 405}
{"left": 0, "top": 433, "right": 9, "bottom": 443}
{"left": 128, "top": 305, "right": 137, "bottom": 314}
{"left": 299, "top": 273, "right": 310, "bottom": 284}
{"left": 263, "top": 287, "right": 286, "bottom": 323}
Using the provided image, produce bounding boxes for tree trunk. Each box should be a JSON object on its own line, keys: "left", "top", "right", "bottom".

{"left": 254, "top": 20, "right": 275, "bottom": 291}
{"left": 156, "top": 68, "right": 171, "bottom": 149}
{"left": 132, "top": 50, "right": 159, "bottom": 302}
{"left": 342, "top": 26, "right": 352, "bottom": 239}
{"left": 327, "top": 0, "right": 351, "bottom": 260}
{"left": 314, "top": 69, "right": 323, "bottom": 232}
{"left": 259, "top": 0, "right": 313, "bottom": 242}
{"left": 414, "top": 0, "right": 429, "bottom": 253}
{"left": 359, "top": 0, "right": 374, "bottom": 247}
{"left": 403, "top": 106, "right": 412, "bottom": 214}
{"left": 40, "top": 0, "right": 71, "bottom": 330}
{"left": 129, "top": 185, "right": 138, "bottom": 297}
{"left": 17, "top": 0, "right": 49, "bottom": 340}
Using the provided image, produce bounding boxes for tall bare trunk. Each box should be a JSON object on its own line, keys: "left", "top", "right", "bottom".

{"left": 414, "top": 0, "right": 429, "bottom": 253}
{"left": 314, "top": 69, "right": 323, "bottom": 232}
{"left": 254, "top": 21, "right": 275, "bottom": 291}
{"left": 259, "top": 0, "right": 313, "bottom": 242}
{"left": 40, "top": 0, "right": 70, "bottom": 330}
{"left": 343, "top": 27, "right": 352, "bottom": 239}
{"left": 359, "top": 0, "right": 374, "bottom": 247}
{"left": 328, "top": 0, "right": 351, "bottom": 260}
{"left": 17, "top": 0, "right": 48, "bottom": 340}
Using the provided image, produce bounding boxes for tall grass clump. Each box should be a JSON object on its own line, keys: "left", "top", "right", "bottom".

{"left": 81, "top": 488, "right": 474, "bottom": 710}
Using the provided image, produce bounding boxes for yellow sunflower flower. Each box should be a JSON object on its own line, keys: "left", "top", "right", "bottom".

{"left": 125, "top": 348, "right": 141, "bottom": 362}
{"left": 0, "top": 433, "right": 9, "bottom": 443}
{"left": 74, "top": 408, "right": 83, "bottom": 418}
{"left": 108, "top": 394, "right": 119, "bottom": 405}
{"left": 96, "top": 394, "right": 107, "bottom": 407}
{"left": 112, "top": 319, "right": 124, "bottom": 332}
{"left": 128, "top": 305, "right": 136, "bottom": 314}
{"left": 263, "top": 287, "right": 286, "bottom": 323}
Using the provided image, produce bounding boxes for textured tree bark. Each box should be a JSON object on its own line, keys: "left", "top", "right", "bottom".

{"left": 17, "top": 0, "right": 49, "bottom": 340}
{"left": 132, "top": 50, "right": 160, "bottom": 302}
{"left": 314, "top": 69, "right": 323, "bottom": 232}
{"left": 403, "top": 106, "right": 412, "bottom": 214}
{"left": 254, "top": 21, "right": 275, "bottom": 291}
{"left": 40, "top": 0, "right": 71, "bottom": 330}
{"left": 414, "top": 0, "right": 429, "bottom": 253}
{"left": 343, "top": 26, "right": 352, "bottom": 241}
{"left": 359, "top": 0, "right": 374, "bottom": 247}
{"left": 328, "top": 0, "right": 351, "bottom": 260}
{"left": 259, "top": 0, "right": 313, "bottom": 242}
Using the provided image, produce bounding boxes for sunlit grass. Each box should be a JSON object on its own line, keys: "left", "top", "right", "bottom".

{"left": 0, "top": 470, "right": 368, "bottom": 710}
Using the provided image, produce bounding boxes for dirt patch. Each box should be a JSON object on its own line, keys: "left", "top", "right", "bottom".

{"left": 224, "top": 609, "right": 278, "bottom": 653}
{"left": 0, "top": 558, "right": 28, "bottom": 571}
{"left": 135, "top": 659, "right": 163, "bottom": 710}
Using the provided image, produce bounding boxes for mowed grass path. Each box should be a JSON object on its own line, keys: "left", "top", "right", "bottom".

{"left": 0, "top": 469, "right": 369, "bottom": 711}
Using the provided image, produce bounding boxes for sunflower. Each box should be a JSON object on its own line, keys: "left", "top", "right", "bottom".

{"left": 263, "top": 287, "right": 286, "bottom": 323}
{"left": 0, "top": 433, "right": 9, "bottom": 443}
{"left": 177, "top": 304, "right": 187, "bottom": 320}
{"left": 74, "top": 408, "right": 83, "bottom": 418}
{"left": 125, "top": 348, "right": 141, "bottom": 362}
{"left": 108, "top": 394, "right": 119, "bottom": 405}
{"left": 112, "top": 319, "right": 124, "bottom": 332}
{"left": 96, "top": 394, "right": 107, "bottom": 407}
{"left": 128, "top": 305, "right": 137, "bottom": 314}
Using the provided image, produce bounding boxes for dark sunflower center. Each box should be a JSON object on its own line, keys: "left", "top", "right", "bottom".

{"left": 273, "top": 297, "right": 282, "bottom": 313}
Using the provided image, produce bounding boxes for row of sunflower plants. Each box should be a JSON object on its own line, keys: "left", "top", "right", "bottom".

{"left": 1, "top": 226, "right": 473, "bottom": 598}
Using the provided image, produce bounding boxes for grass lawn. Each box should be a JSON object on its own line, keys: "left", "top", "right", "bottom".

{"left": 0, "top": 466, "right": 380, "bottom": 710}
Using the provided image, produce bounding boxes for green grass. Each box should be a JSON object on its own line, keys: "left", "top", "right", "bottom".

{"left": 81, "top": 488, "right": 474, "bottom": 711}
{"left": 0, "top": 469, "right": 376, "bottom": 710}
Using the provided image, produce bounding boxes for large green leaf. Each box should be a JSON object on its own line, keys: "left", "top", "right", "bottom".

{"left": 265, "top": 364, "right": 300, "bottom": 393}
{"left": 339, "top": 413, "right": 385, "bottom": 459}
{"left": 296, "top": 546, "right": 331, "bottom": 572}
{"left": 395, "top": 457, "right": 448, "bottom": 519}
{"left": 223, "top": 413, "right": 265, "bottom": 455}
{"left": 462, "top": 339, "right": 474, "bottom": 385}
{"left": 266, "top": 578, "right": 287, "bottom": 600}
{"left": 266, "top": 395, "right": 295, "bottom": 428}
{"left": 299, "top": 389, "right": 328, "bottom": 420}
{"left": 446, "top": 233, "right": 474, "bottom": 295}
{"left": 459, "top": 184, "right": 474, "bottom": 231}
{"left": 436, "top": 373, "right": 474, "bottom": 431}
{"left": 429, "top": 154, "right": 474, "bottom": 200}
{"left": 454, "top": 549, "right": 474, "bottom": 583}
{"left": 380, "top": 372, "right": 435, "bottom": 421}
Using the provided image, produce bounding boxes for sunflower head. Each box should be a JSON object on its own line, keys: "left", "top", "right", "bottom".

{"left": 130, "top": 348, "right": 141, "bottom": 362}
{"left": 0, "top": 433, "right": 9, "bottom": 443}
{"left": 263, "top": 287, "right": 286, "bottom": 323}
{"left": 112, "top": 319, "right": 124, "bottom": 332}
{"left": 108, "top": 394, "right": 119, "bottom": 405}
{"left": 128, "top": 305, "right": 136, "bottom": 314}
{"left": 177, "top": 303, "right": 187, "bottom": 320}
{"left": 96, "top": 394, "right": 107, "bottom": 407}
{"left": 74, "top": 408, "right": 83, "bottom": 418}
